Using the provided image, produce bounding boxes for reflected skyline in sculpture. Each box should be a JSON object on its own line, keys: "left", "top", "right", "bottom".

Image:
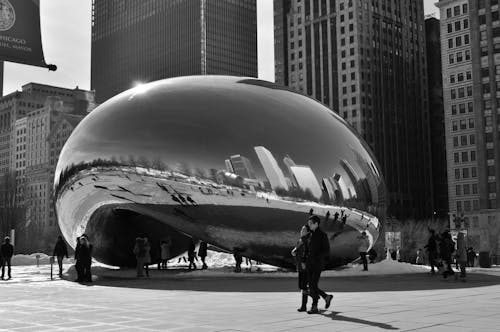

{"left": 54, "top": 76, "right": 386, "bottom": 269}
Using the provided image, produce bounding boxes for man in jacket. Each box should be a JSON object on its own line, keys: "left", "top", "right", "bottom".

{"left": 306, "top": 215, "right": 332, "bottom": 314}
{"left": 1, "top": 236, "right": 14, "bottom": 280}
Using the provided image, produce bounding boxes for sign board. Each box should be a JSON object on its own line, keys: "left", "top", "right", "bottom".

{"left": 0, "top": 0, "right": 55, "bottom": 70}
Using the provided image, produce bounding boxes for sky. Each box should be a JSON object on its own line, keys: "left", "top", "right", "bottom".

{"left": 2, "top": 0, "right": 439, "bottom": 96}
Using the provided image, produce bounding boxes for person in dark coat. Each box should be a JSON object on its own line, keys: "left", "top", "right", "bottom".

{"left": 467, "top": 247, "right": 476, "bottom": 267}
{"left": 292, "top": 225, "right": 311, "bottom": 312}
{"left": 233, "top": 247, "right": 243, "bottom": 273}
{"left": 53, "top": 236, "right": 69, "bottom": 277}
{"left": 187, "top": 239, "right": 197, "bottom": 270}
{"left": 74, "top": 236, "right": 83, "bottom": 282}
{"left": 305, "top": 215, "right": 332, "bottom": 314}
{"left": 1, "top": 236, "right": 14, "bottom": 280}
{"left": 77, "top": 236, "right": 93, "bottom": 282}
{"left": 198, "top": 241, "right": 208, "bottom": 269}
{"left": 424, "top": 229, "right": 438, "bottom": 274}
{"left": 439, "top": 231, "right": 455, "bottom": 278}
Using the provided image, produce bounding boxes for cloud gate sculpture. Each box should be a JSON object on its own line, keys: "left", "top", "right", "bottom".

{"left": 54, "top": 76, "right": 386, "bottom": 269}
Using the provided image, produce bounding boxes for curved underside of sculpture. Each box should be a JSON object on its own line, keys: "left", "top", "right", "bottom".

{"left": 54, "top": 76, "right": 386, "bottom": 269}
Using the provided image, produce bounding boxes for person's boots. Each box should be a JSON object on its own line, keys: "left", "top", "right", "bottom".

{"left": 297, "top": 291, "right": 308, "bottom": 312}
{"left": 307, "top": 303, "right": 319, "bottom": 314}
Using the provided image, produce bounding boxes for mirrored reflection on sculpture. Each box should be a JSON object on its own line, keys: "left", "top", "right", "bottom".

{"left": 54, "top": 76, "right": 386, "bottom": 269}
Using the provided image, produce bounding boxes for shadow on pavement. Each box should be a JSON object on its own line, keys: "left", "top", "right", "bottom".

{"left": 92, "top": 271, "right": 500, "bottom": 293}
{"left": 321, "top": 311, "right": 399, "bottom": 330}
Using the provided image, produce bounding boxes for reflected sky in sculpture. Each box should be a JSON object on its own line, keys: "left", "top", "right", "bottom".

{"left": 55, "top": 76, "right": 386, "bottom": 268}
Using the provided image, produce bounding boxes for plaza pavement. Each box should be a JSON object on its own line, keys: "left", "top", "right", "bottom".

{"left": 1, "top": 264, "right": 500, "bottom": 331}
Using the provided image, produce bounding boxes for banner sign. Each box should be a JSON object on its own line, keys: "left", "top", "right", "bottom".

{"left": 0, "top": 0, "right": 56, "bottom": 70}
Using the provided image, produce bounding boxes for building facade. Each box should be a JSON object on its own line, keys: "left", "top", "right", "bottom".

{"left": 437, "top": 0, "right": 500, "bottom": 255}
{"left": 91, "top": 0, "right": 258, "bottom": 103}
{"left": 274, "top": 0, "right": 433, "bottom": 219}
{"left": 0, "top": 83, "right": 94, "bottom": 250}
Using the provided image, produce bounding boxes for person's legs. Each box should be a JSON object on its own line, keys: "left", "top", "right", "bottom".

{"left": 85, "top": 263, "right": 92, "bottom": 282}
{"left": 136, "top": 258, "right": 144, "bottom": 277}
{"left": 7, "top": 258, "right": 11, "bottom": 278}
{"left": 429, "top": 252, "right": 436, "bottom": 274}
{"left": 1, "top": 259, "right": 5, "bottom": 279}
{"left": 360, "top": 252, "right": 368, "bottom": 270}
{"left": 307, "top": 267, "right": 321, "bottom": 313}
{"left": 57, "top": 256, "right": 63, "bottom": 276}
{"left": 144, "top": 263, "right": 149, "bottom": 277}
{"left": 297, "top": 270, "right": 308, "bottom": 312}
{"left": 460, "top": 261, "right": 466, "bottom": 279}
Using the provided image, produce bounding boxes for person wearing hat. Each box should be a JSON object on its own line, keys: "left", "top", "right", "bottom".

{"left": 1, "top": 236, "right": 14, "bottom": 280}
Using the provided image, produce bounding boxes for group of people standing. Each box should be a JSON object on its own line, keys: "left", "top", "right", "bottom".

{"left": 425, "top": 229, "right": 467, "bottom": 281}
{"left": 292, "top": 215, "right": 333, "bottom": 314}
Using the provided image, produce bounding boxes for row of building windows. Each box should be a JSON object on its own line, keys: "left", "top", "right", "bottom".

{"left": 456, "top": 199, "right": 479, "bottom": 212}
{"left": 447, "top": 19, "right": 469, "bottom": 33}
{"left": 452, "top": 118, "right": 475, "bottom": 131}
{"left": 448, "top": 34, "right": 470, "bottom": 49}
{"left": 456, "top": 183, "right": 479, "bottom": 196}
{"left": 449, "top": 50, "right": 471, "bottom": 65}
{"left": 454, "top": 167, "right": 478, "bottom": 179}
{"left": 453, "top": 134, "right": 475, "bottom": 147}
{"left": 450, "top": 85, "right": 473, "bottom": 99}
{"left": 453, "top": 150, "right": 476, "bottom": 164}
{"left": 450, "top": 71, "right": 472, "bottom": 84}
{"left": 446, "top": 4, "right": 468, "bottom": 19}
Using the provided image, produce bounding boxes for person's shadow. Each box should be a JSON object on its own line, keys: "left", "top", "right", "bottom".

{"left": 321, "top": 311, "right": 399, "bottom": 330}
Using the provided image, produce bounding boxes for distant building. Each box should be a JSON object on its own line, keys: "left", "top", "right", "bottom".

{"left": 275, "top": 0, "right": 433, "bottom": 219}
{"left": 283, "top": 155, "right": 298, "bottom": 187}
{"left": 229, "top": 154, "right": 256, "bottom": 179}
{"left": 0, "top": 83, "right": 95, "bottom": 176}
{"left": 91, "top": 0, "right": 258, "bottom": 103}
{"left": 290, "top": 165, "right": 322, "bottom": 199}
{"left": 225, "top": 159, "right": 234, "bottom": 173}
{"left": 254, "top": 146, "right": 289, "bottom": 191}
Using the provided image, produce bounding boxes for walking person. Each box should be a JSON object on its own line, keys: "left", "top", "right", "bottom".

{"left": 467, "top": 247, "right": 476, "bottom": 267}
{"left": 305, "top": 215, "right": 332, "bottom": 314}
{"left": 456, "top": 232, "right": 467, "bottom": 281}
{"left": 292, "top": 225, "right": 311, "bottom": 312}
{"left": 143, "top": 237, "right": 151, "bottom": 277}
{"left": 424, "top": 229, "right": 438, "bottom": 274}
{"left": 74, "top": 236, "right": 83, "bottom": 282}
{"left": 78, "top": 236, "right": 93, "bottom": 282}
{"left": 440, "top": 231, "right": 455, "bottom": 278}
{"left": 160, "top": 237, "right": 172, "bottom": 270}
{"left": 1, "top": 236, "right": 14, "bottom": 280}
{"left": 187, "top": 239, "right": 197, "bottom": 270}
{"left": 198, "top": 241, "right": 208, "bottom": 270}
{"left": 133, "top": 237, "right": 146, "bottom": 277}
{"left": 53, "top": 236, "right": 69, "bottom": 277}
{"left": 357, "top": 231, "right": 370, "bottom": 271}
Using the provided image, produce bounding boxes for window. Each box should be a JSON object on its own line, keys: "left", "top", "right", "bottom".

{"left": 457, "top": 52, "right": 463, "bottom": 62}
{"left": 456, "top": 185, "right": 462, "bottom": 196}
{"left": 465, "top": 50, "right": 471, "bottom": 60}
{"left": 455, "top": 169, "right": 460, "bottom": 179}
{"left": 463, "top": 19, "right": 469, "bottom": 29}
{"left": 458, "top": 73, "right": 464, "bottom": 82}
{"left": 456, "top": 36, "right": 462, "bottom": 47}
{"left": 449, "top": 54, "right": 454, "bottom": 64}
{"left": 454, "top": 5, "right": 460, "bottom": 16}
{"left": 488, "top": 165, "right": 496, "bottom": 176}
{"left": 452, "top": 105, "right": 457, "bottom": 115}
{"left": 464, "top": 184, "right": 470, "bottom": 195}
{"left": 448, "top": 23, "right": 453, "bottom": 33}
{"left": 448, "top": 39, "right": 453, "bottom": 49}
{"left": 452, "top": 121, "right": 458, "bottom": 131}
{"left": 459, "top": 104, "right": 466, "bottom": 113}
{"left": 462, "top": 151, "right": 468, "bottom": 162}
{"left": 456, "top": 201, "right": 462, "bottom": 212}
{"left": 463, "top": 168, "right": 469, "bottom": 178}
{"left": 460, "top": 119, "right": 467, "bottom": 130}
{"left": 480, "top": 15, "right": 487, "bottom": 26}
{"left": 461, "top": 135, "right": 468, "bottom": 146}
{"left": 469, "top": 134, "right": 475, "bottom": 145}
{"left": 454, "top": 136, "right": 459, "bottom": 147}
{"left": 467, "top": 86, "right": 472, "bottom": 97}
{"left": 472, "top": 167, "right": 477, "bottom": 178}
{"left": 454, "top": 152, "right": 460, "bottom": 163}
{"left": 472, "top": 184, "right": 478, "bottom": 194}
{"left": 447, "top": 8, "right": 451, "bottom": 18}
{"left": 455, "top": 21, "right": 461, "bottom": 31}
{"left": 487, "top": 149, "right": 494, "bottom": 159}
{"left": 458, "top": 87, "right": 465, "bottom": 98}
{"left": 468, "top": 102, "right": 473, "bottom": 112}
{"left": 463, "top": 4, "right": 468, "bottom": 14}
{"left": 469, "top": 118, "right": 474, "bottom": 128}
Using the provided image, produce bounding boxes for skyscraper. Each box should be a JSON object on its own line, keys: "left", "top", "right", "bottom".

{"left": 290, "top": 165, "right": 322, "bottom": 198}
{"left": 91, "top": 0, "right": 258, "bottom": 103}
{"left": 274, "top": 0, "right": 432, "bottom": 219}
{"left": 254, "top": 146, "right": 289, "bottom": 191}
{"left": 437, "top": 0, "right": 500, "bottom": 254}
{"left": 229, "top": 154, "right": 256, "bottom": 179}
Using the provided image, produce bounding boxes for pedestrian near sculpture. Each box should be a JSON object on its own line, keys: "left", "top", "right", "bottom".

{"left": 1, "top": 236, "right": 14, "bottom": 280}
{"left": 52, "top": 236, "right": 69, "bottom": 277}
{"left": 305, "top": 215, "right": 332, "bottom": 314}
{"left": 188, "top": 239, "right": 197, "bottom": 270}
{"left": 78, "top": 236, "right": 93, "bottom": 282}
{"left": 357, "top": 231, "right": 370, "bottom": 271}
{"left": 292, "top": 225, "right": 311, "bottom": 312}
{"left": 134, "top": 237, "right": 146, "bottom": 277}
{"left": 456, "top": 232, "right": 467, "bottom": 281}
{"left": 198, "top": 241, "right": 208, "bottom": 269}
{"left": 424, "top": 229, "right": 438, "bottom": 274}
{"left": 160, "top": 237, "right": 172, "bottom": 269}
{"left": 143, "top": 237, "right": 151, "bottom": 277}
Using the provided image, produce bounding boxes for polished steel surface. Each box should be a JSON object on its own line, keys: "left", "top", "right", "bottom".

{"left": 55, "top": 76, "right": 386, "bottom": 268}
